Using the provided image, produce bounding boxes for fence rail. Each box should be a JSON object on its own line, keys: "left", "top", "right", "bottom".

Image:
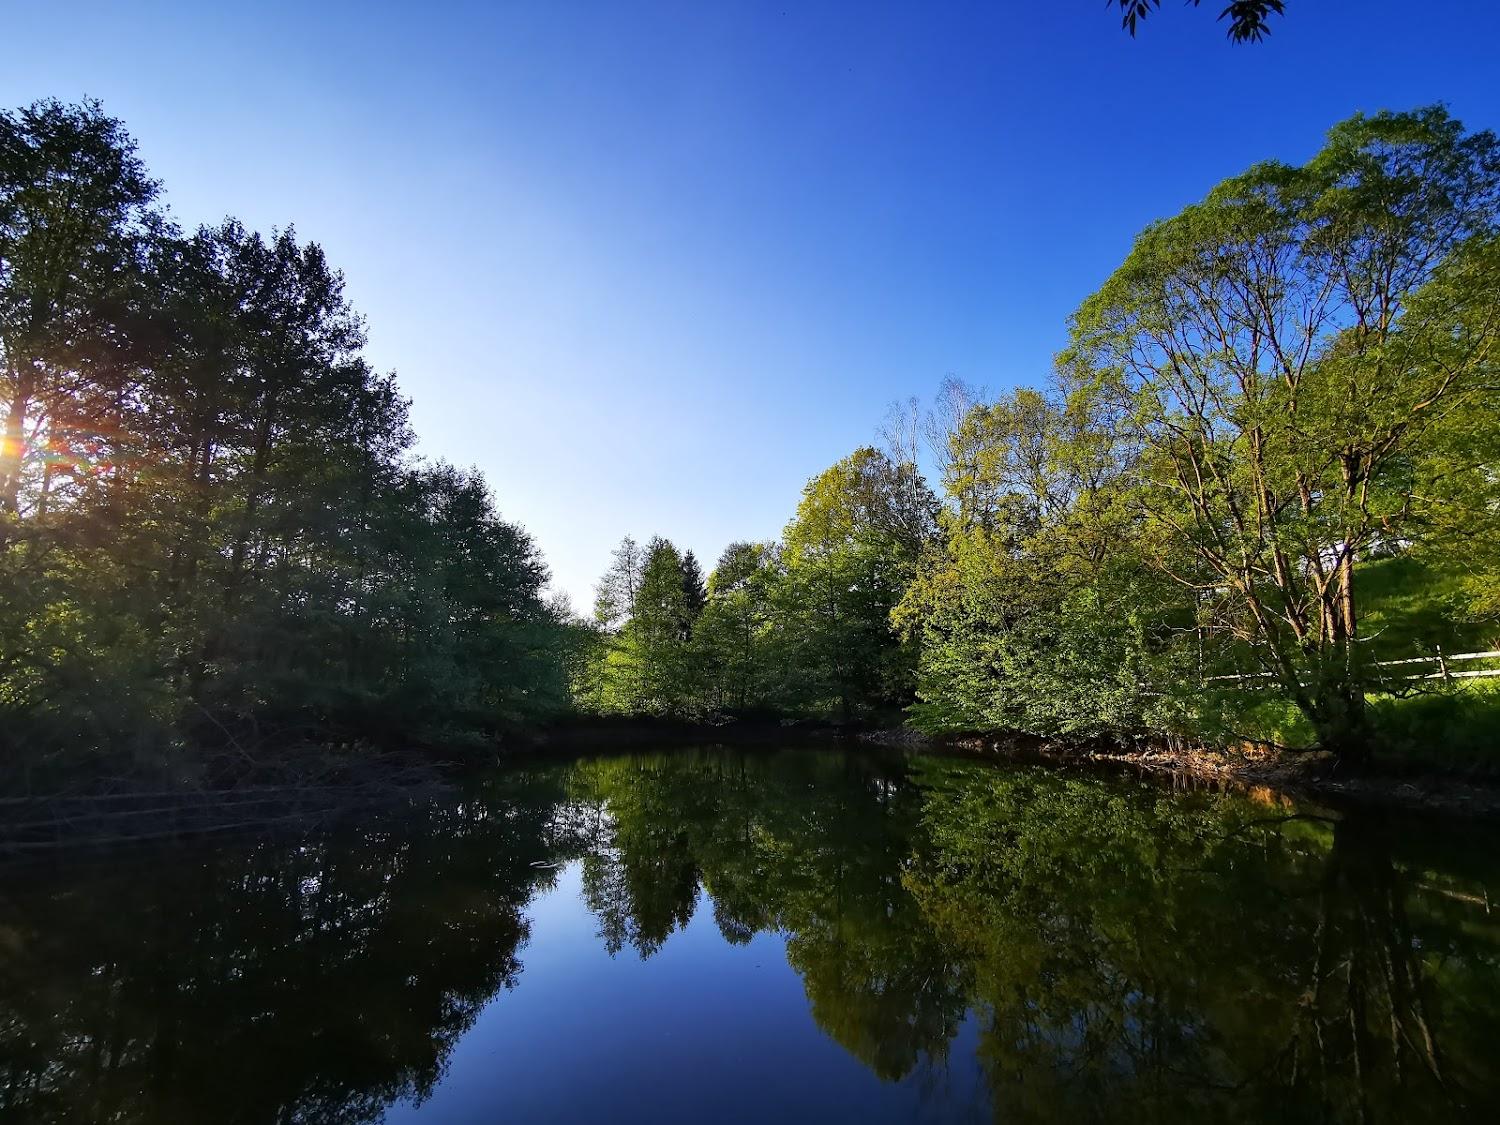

{"left": 1205, "top": 649, "right": 1500, "bottom": 687}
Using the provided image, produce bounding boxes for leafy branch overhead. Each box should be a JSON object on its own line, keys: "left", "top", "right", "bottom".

{"left": 1116, "top": 0, "right": 1286, "bottom": 42}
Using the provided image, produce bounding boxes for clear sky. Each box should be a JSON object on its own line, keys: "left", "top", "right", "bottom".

{"left": 5, "top": 1, "right": 1498, "bottom": 608}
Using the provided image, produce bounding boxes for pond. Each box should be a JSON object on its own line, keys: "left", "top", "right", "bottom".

{"left": 2, "top": 746, "right": 1498, "bottom": 1123}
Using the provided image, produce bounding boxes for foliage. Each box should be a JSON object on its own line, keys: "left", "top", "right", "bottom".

{"left": 692, "top": 541, "right": 782, "bottom": 713}
{"left": 592, "top": 533, "right": 642, "bottom": 631}
{"left": 1059, "top": 107, "right": 1500, "bottom": 756}
{"left": 0, "top": 100, "right": 574, "bottom": 776}
{"left": 894, "top": 106, "right": 1500, "bottom": 763}
{"left": 895, "top": 385, "right": 1184, "bottom": 739}
{"left": 9, "top": 99, "right": 1498, "bottom": 769}
{"left": 773, "top": 448, "right": 936, "bottom": 720}
{"left": 576, "top": 105, "right": 1500, "bottom": 767}
{"left": 1114, "top": 0, "right": 1285, "bottom": 42}
{"left": 582, "top": 448, "right": 935, "bottom": 721}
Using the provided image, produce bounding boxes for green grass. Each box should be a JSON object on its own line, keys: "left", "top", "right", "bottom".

{"left": 1204, "top": 683, "right": 1500, "bottom": 774}
{"left": 1357, "top": 553, "right": 1500, "bottom": 773}
{"left": 1358, "top": 554, "right": 1498, "bottom": 660}
{"left": 1191, "top": 553, "right": 1500, "bottom": 770}
{"left": 1368, "top": 679, "right": 1500, "bottom": 775}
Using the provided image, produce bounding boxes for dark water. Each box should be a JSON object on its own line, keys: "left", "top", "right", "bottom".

{"left": 2, "top": 748, "right": 1499, "bottom": 1124}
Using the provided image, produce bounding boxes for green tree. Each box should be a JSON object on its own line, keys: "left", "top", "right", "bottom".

{"left": 896, "top": 385, "right": 1176, "bottom": 738}
{"left": 778, "top": 448, "right": 936, "bottom": 721}
{"left": 593, "top": 536, "right": 698, "bottom": 714}
{"left": 678, "top": 548, "right": 707, "bottom": 624}
{"left": 0, "top": 98, "right": 159, "bottom": 525}
{"left": 593, "top": 533, "right": 642, "bottom": 630}
{"left": 693, "top": 541, "right": 781, "bottom": 713}
{"left": 0, "top": 100, "right": 575, "bottom": 775}
{"left": 1065, "top": 107, "right": 1500, "bottom": 759}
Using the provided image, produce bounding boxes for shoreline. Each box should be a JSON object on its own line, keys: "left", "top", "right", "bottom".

{"left": 5, "top": 720, "right": 1498, "bottom": 857}
{"left": 923, "top": 730, "right": 1500, "bottom": 820}
{"left": 527, "top": 719, "right": 1500, "bottom": 819}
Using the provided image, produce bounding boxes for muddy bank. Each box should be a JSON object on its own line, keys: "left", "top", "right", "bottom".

{"left": 936, "top": 731, "right": 1500, "bottom": 819}
{"left": 532, "top": 720, "right": 1500, "bottom": 818}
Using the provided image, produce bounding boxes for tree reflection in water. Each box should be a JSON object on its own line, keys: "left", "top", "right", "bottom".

{"left": 0, "top": 769, "right": 569, "bottom": 1125}
{"left": 1, "top": 748, "right": 1497, "bottom": 1124}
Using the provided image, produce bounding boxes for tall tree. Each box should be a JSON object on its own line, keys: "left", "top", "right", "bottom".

{"left": 623, "top": 537, "right": 696, "bottom": 713}
{"left": 678, "top": 549, "right": 707, "bottom": 631}
{"left": 0, "top": 100, "right": 575, "bottom": 771}
{"left": 778, "top": 448, "right": 936, "bottom": 721}
{"left": 593, "top": 534, "right": 643, "bottom": 630}
{"left": 1065, "top": 107, "right": 1500, "bottom": 757}
{"left": 0, "top": 99, "right": 159, "bottom": 525}
{"left": 694, "top": 541, "right": 780, "bottom": 713}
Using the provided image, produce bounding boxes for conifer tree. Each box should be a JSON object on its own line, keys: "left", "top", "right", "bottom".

{"left": 678, "top": 550, "right": 707, "bottom": 635}
{"left": 623, "top": 538, "right": 693, "bottom": 710}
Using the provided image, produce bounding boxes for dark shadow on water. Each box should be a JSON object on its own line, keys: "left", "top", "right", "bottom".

{"left": 1, "top": 746, "right": 1497, "bottom": 1123}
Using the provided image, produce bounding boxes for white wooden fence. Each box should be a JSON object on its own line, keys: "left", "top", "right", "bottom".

{"left": 1206, "top": 649, "right": 1500, "bottom": 687}
{"left": 1368, "top": 650, "right": 1500, "bottom": 681}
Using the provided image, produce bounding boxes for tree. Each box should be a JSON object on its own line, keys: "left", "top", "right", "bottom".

{"left": 694, "top": 541, "right": 780, "bottom": 713}
{"left": 778, "top": 448, "right": 936, "bottom": 720}
{"left": 0, "top": 98, "right": 159, "bottom": 526}
{"left": 0, "top": 101, "right": 171, "bottom": 761}
{"left": 678, "top": 549, "right": 707, "bottom": 627}
{"left": 598, "top": 536, "right": 697, "bottom": 714}
{"left": 1065, "top": 107, "right": 1500, "bottom": 758}
{"left": 896, "top": 385, "right": 1173, "bottom": 738}
{"left": 593, "top": 534, "right": 643, "bottom": 630}
{"left": 0, "top": 100, "right": 575, "bottom": 773}
{"left": 1113, "top": 0, "right": 1285, "bottom": 42}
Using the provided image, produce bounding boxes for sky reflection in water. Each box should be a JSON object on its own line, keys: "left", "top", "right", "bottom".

{"left": 2, "top": 747, "right": 1498, "bottom": 1124}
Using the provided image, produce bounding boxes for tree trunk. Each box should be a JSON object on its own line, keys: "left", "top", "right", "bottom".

{"left": 1310, "top": 677, "right": 1375, "bottom": 766}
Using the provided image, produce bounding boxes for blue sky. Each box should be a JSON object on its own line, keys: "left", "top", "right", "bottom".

{"left": 6, "top": 1, "right": 1499, "bottom": 607}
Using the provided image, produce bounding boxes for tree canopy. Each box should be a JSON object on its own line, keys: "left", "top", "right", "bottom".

{"left": 576, "top": 106, "right": 1500, "bottom": 766}
{"left": 0, "top": 99, "right": 577, "bottom": 777}
{"left": 6, "top": 98, "right": 1496, "bottom": 769}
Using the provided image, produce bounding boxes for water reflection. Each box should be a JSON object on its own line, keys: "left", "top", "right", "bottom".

{"left": 0, "top": 769, "right": 569, "bottom": 1125}
{"left": 1, "top": 748, "right": 1497, "bottom": 1123}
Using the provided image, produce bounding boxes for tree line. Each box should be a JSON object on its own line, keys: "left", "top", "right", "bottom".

{"left": 4, "top": 98, "right": 1495, "bottom": 770}
{"left": 577, "top": 444, "right": 933, "bottom": 723}
{"left": 0, "top": 99, "right": 578, "bottom": 777}
{"left": 582, "top": 106, "right": 1500, "bottom": 763}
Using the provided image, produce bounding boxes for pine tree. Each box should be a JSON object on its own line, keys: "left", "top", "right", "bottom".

{"left": 588, "top": 536, "right": 700, "bottom": 714}
{"left": 678, "top": 549, "right": 707, "bottom": 637}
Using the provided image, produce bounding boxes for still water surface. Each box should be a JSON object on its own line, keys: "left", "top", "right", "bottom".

{"left": 2, "top": 747, "right": 1499, "bottom": 1123}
